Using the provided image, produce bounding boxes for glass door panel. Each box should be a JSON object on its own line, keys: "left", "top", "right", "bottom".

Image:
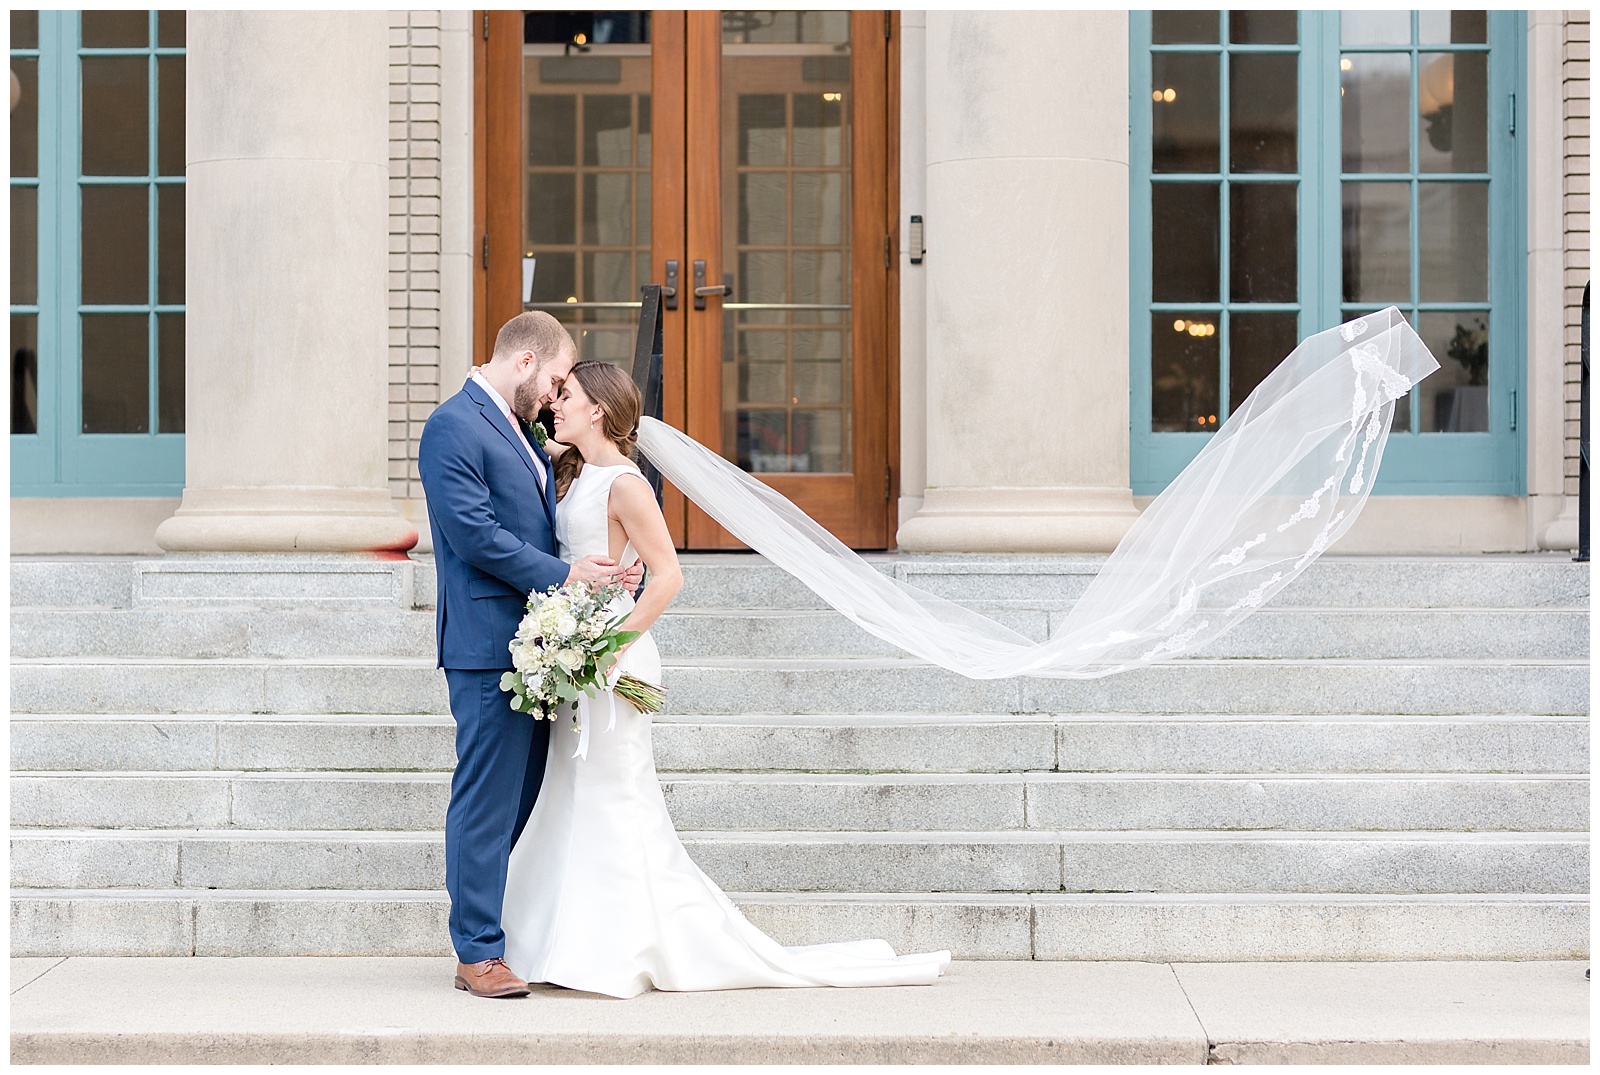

{"left": 522, "top": 15, "right": 653, "bottom": 366}
{"left": 720, "top": 12, "right": 853, "bottom": 476}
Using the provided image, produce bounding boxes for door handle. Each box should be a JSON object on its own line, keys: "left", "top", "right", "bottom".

{"left": 660, "top": 259, "right": 679, "bottom": 310}
{"left": 692, "top": 259, "right": 729, "bottom": 309}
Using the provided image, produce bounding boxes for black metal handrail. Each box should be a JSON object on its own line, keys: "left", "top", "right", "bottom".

{"left": 630, "top": 283, "right": 666, "bottom": 508}
{"left": 1578, "top": 280, "right": 1590, "bottom": 563}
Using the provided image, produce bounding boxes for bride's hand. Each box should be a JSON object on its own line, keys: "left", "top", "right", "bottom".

{"left": 566, "top": 554, "right": 621, "bottom": 586}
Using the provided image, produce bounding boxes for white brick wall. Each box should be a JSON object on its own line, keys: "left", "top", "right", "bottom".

{"left": 1564, "top": 11, "right": 1590, "bottom": 498}
{"left": 387, "top": 11, "right": 445, "bottom": 503}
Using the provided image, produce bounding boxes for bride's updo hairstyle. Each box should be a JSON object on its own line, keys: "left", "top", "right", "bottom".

{"left": 553, "top": 360, "right": 644, "bottom": 501}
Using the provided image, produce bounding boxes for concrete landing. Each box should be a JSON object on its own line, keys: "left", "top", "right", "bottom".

{"left": 9, "top": 957, "right": 1588, "bottom": 1065}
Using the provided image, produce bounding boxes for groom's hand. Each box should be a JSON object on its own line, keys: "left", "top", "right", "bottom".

{"left": 566, "top": 554, "right": 625, "bottom": 586}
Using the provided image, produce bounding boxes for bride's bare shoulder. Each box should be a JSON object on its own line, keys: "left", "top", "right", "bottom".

{"left": 606, "top": 467, "right": 660, "bottom": 517}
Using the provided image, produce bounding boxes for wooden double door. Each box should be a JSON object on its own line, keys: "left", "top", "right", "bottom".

{"left": 478, "top": 10, "right": 897, "bottom": 549}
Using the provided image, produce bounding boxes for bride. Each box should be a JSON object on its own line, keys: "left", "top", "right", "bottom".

{"left": 500, "top": 360, "right": 950, "bottom": 998}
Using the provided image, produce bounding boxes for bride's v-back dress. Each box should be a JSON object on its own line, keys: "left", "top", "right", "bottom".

{"left": 501, "top": 460, "right": 950, "bottom": 998}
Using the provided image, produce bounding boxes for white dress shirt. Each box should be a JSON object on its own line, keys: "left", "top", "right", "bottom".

{"left": 471, "top": 367, "right": 546, "bottom": 489}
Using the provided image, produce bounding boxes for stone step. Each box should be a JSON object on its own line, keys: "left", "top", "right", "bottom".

{"left": 12, "top": 555, "right": 1588, "bottom": 613}
{"left": 10, "top": 607, "right": 438, "bottom": 660}
{"left": 9, "top": 657, "right": 1586, "bottom": 716}
{"left": 11, "top": 713, "right": 1588, "bottom": 776}
{"left": 14, "top": 604, "right": 1585, "bottom": 662}
{"left": 8, "top": 888, "right": 1588, "bottom": 960}
{"left": 10, "top": 556, "right": 425, "bottom": 610}
{"left": 10, "top": 770, "right": 1586, "bottom": 833}
{"left": 8, "top": 830, "right": 1588, "bottom": 895}
{"left": 650, "top": 607, "right": 1587, "bottom": 661}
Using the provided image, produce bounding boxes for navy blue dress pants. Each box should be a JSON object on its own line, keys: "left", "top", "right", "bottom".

{"left": 443, "top": 667, "right": 551, "bottom": 963}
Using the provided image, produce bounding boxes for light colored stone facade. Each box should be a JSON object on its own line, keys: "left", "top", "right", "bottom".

{"left": 384, "top": 10, "right": 476, "bottom": 550}
{"left": 387, "top": 11, "right": 444, "bottom": 508}
{"left": 1563, "top": 11, "right": 1590, "bottom": 502}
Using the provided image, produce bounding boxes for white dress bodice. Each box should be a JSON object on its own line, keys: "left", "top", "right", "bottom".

{"left": 553, "top": 461, "right": 643, "bottom": 569}
{"left": 500, "top": 454, "right": 949, "bottom": 998}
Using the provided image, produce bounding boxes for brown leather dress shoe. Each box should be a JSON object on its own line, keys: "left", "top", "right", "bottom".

{"left": 454, "top": 957, "right": 531, "bottom": 998}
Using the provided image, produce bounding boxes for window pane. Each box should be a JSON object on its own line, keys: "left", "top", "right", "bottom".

{"left": 11, "top": 57, "right": 37, "bottom": 177}
{"left": 1341, "top": 52, "right": 1410, "bottom": 173}
{"left": 793, "top": 408, "right": 845, "bottom": 472}
{"left": 81, "top": 185, "right": 150, "bottom": 305}
{"left": 158, "top": 56, "right": 185, "bottom": 176}
{"left": 1341, "top": 11, "right": 1411, "bottom": 47}
{"left": 11, "top": 186, "right": 37, "bottom": 304}
{"left": 1152, "top": 53, "right": 1219, "bottom": 174}
{"left": 1342, "top": 182, "right": 1410, "bottom": 303}
{"left": 158, "top": 184, "right": 185, "bottom": 305}
{"left": 1230, "top": 312, "right": 1299, "bottom": 411}
{"left": 528, "top": 251, "right": 575, "bottom": 304}
{"left": 723, "top": 11, "right": 849, "bottom": 45}
{"left": 526, "top": 173, "right": 576, "bottom": 246}
{"left": 82, "top": 57, "right": 149, "bottom": 176}
{"left": 1152, "top": 183, "right": 1219, "bottom": 302}
{"left": 582, "top": 172, "right": 631, "bottom": 245}
{"left": 1419, "top": 52, "right": 1488, "bottom": 174}
{"left": 740, "top": 250, "right": 787, "bottom": 302}
{"left": 1230, "top": 183, "right": 1297, "bottom": 302}
{"left": 738, "top": 408, "right": 788, "bottom": 469}
{"left": 584, "top": 250, "right": 633, "bottom": 302}
{"left": 791, "top": 250, "right": 842, "bottom": 305}
{"left": 1419, "top": 10, "right": 1487, "bottom": 45}
{"left": 793, "top": 91, "right": 846, "bottom": 167}
{"left": 1152, "top": 10, "right": 1220, "bottom": 44}
{"left": 792, "top": 172, "right": 843, "bottom": 245}
{"left": 1419, "top": 181, "right": 1488, "bottom": 303}
{"left": 1230, "top": 53, "right": 1297, "bottom": 173}
{"left": 1152, "top": 313, "right": 1221, "bottom": 432}
{"left": 740, "top": 173, "right": 787, "bottom": 245}
{"left": 12, "top": 314, "right": 38, "bottom": 434}
{"left": 528, "top": 95, "right": 577, "bottom": 167}
{"left": 1419, "top": 312, "right": 1489, "bottom": 432}
{"left": 157, "top": 10, "right": 186, "bottom": 48}
{"left": 11, "top": 10, "right": 38, "bottom": 48}
{"left": 81, "top": 10, "right": 148, "bottom": 48}
{"left": 81, "top": 314, "right": 150, "bottom": 433}
{"left": 158, "top": 312, "right": 184, "bottom": 432}
{"left": 583, "top": 94, "right": 633, "bottom": 166}
{"left": 739, "top": 94, "right": 788, "bottom": 167}
{"left": 636, "top": 171, "right": 651, "bottom": 244}
{"left": 1229, "top": 10, "right": 1297, "bottom": 44}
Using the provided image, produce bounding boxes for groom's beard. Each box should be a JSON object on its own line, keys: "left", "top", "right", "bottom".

{"left": 511, "top": 377, "right": 542, "bottom": 423}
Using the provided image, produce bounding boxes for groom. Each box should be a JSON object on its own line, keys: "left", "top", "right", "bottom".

{"left": 418, "top": 311, "right": 641, "bottom": 998}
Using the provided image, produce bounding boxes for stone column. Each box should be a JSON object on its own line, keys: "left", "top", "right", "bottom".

{"left": 897, "top": 12, "right": 1139, "bottom": 553}
{"left": 156, "top": 12, "right": 417, "bottom": 553}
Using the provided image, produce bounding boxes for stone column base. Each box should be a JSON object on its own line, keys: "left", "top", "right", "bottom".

{"left": 897, "top": 487, "right": 1141, "bottom": 554}
{"left": 155, "top": 487, "right": 418, "bottom": 554}
{"left": 1537, "top": 495, "right": 1581, "bottom": 552}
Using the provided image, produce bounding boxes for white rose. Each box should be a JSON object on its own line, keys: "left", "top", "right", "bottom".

{"left": 555, "top": 648, "right": 584, "bottom": 671}
{"left": 556, "top": 614, "right": 579, "bottom": 638}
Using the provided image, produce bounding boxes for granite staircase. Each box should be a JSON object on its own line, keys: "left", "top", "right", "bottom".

{"left": 9, "top": 553, "right": 1590, "bottom": 958}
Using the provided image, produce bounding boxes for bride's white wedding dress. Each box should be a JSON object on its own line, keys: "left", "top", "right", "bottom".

{"left": 500, "top": 460, "right": 950, "bottom": 998}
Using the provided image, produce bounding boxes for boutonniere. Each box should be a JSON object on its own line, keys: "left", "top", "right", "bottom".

{"left": 525, "top": 418, "right": 549, "bottom": 449}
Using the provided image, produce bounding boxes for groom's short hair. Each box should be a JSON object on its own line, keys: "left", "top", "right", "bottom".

{"left": 491, "top": 311, "right": 574, "bottom": 368}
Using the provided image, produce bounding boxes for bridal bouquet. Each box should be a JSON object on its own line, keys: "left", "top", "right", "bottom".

{"left": 500, "top": 580, "right": 667, "bottom": 719}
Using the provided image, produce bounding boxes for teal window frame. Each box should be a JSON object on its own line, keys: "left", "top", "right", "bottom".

{"left": 11, "top": 10, "right": 186, "bottom": 497}
{"left": 1130, "top": 10, "right": 1526, "bottom": 496}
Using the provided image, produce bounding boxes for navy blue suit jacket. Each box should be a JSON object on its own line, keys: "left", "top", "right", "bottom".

{"left": 418, "top": 379, "right": 568, "bottom": 670}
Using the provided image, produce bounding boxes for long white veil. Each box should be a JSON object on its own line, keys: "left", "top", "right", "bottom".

{"left": 637, "top": 307, "right": 1439, "bottom": 680}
